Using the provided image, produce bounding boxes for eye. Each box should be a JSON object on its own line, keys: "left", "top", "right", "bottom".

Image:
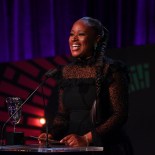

{"left": 70, "top": 32, "right": 74, "bottom": 36}
{"left": 78, "top": 33, "right": 85, "bottom": 36}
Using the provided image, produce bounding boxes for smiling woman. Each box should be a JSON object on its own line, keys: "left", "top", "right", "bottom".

{"left": 39, "top": 17, "right": 133, "bottom": 155}
{"left": 69, "top": 19, "right": 99, "bottom": 58}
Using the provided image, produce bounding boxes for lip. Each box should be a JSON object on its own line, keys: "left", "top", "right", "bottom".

{"left": 71, "top": 44, "right": 81, "bottom": 51}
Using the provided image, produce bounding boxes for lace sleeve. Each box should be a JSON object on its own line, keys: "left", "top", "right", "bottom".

{"left": 94, "top": 63, "right": 129, "bottom": 138}
{"left": 50, "top": 89, "right": 69, "bottom": 140}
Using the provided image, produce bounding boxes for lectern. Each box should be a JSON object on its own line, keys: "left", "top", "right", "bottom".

{"left": 0, "top": 144, "right": 103, "bottom": 155}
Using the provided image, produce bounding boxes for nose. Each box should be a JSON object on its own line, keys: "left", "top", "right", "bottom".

{"left": 72, "top": 35, "right": 78, "bottom": 41}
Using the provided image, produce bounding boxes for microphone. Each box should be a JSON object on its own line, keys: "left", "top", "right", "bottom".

{"left": 44, "top": 68, "right": 58, "bottom": 78}
{"left": 0, "top": 68, "right": 59, "bottom": 146}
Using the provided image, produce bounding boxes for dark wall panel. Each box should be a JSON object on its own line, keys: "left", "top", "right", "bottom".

{"left": 107, "top": 45, "right": 154, "bottom": 155}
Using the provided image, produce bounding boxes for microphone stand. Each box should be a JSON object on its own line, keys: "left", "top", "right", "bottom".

{"left": 0, "top": 76, "right": 48, "bottom": 146}
{"left": 41, "top": 86, "right": 49, "bottom": 147}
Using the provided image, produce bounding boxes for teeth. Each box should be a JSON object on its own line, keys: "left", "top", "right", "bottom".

{"left": 72, "top": 44, "right": 80, "bottom": 50}
{"left": 72, "top": 44, "right": 80, "bottom": 47}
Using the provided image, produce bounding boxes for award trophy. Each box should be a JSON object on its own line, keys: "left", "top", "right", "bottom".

{"left": 6, "top": 97, "right": 24, "bottom": 145}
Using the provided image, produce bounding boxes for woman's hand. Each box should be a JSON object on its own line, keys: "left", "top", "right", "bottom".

{"left": 60, "top": 134, "right": 88, "bottom": 147}
{"left": 38, "top": 133, "right": 53, "bottom": 145}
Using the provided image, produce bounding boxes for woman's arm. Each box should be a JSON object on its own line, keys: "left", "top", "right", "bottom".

{"left": 50, "top": 89, "right": 69, "bottom": 140}
{"left": 92, "top": 63, "right": 129, "bottom": 144}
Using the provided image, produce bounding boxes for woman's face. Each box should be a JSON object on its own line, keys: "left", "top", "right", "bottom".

{"left": 69, "top": 20, "right": 98, "bottom": 58}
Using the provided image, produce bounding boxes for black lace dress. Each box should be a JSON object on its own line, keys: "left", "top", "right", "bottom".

{"left": 50, "top": 57, "right": 133, "bottom": 155}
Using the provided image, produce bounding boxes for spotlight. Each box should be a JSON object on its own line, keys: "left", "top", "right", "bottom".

{"left": 39, "top": 118, "right": 46, "bottom": 125}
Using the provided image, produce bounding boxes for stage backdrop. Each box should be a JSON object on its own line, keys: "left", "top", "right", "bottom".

{"left": 0, "top": 55, "right": 69, "bottom": 144}
{"left": 0, "top": 45, "right": 154, "bottom": 155}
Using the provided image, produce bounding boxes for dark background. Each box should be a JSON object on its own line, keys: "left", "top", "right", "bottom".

{"left": 0, "top": 0, "right": 155, "bottom": 62}
{"left": 107, "top": 45, "right": 154, "bottom": 155}
{"left": 0, "top": 0, "right": 154, "bottom": 154}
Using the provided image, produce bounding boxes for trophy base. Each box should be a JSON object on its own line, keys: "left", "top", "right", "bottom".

{"left": 6, "top": 132, "right": 24, "bottom": 145}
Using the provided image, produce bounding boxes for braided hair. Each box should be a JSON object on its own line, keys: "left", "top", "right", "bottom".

{"left": 80, "top": 17, "right": 109, "bottom": 97}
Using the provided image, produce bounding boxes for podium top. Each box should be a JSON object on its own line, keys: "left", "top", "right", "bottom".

{"left": 0, "top": 144, "right": 103, "bottom": 153}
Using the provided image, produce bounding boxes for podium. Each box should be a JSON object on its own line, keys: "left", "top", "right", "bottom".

{"left": 0, "top": 144, "right": 103, "bottom": 155}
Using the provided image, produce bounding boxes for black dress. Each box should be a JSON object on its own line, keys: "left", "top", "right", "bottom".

{"left": 50, "top": 57, "right": 133, "bottom": 155}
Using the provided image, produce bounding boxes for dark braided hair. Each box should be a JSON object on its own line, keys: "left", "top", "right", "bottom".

{"left": 80, "top": 17, "right": 109, "bottom": 97}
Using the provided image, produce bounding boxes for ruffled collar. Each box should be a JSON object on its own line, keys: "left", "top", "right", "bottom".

{"left": 69, "top": 56, "right": 96, "bottom": 66}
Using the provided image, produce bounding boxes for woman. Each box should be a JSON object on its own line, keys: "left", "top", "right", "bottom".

{"left": 39, "top": 17, "right": 132, "bottom": 154}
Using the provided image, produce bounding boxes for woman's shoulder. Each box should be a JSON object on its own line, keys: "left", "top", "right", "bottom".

{"left": 104, "top": 56, "right": 129, "bottom": 74}
{"left": 103, "top": 57, "right": 130, "bottom": 82}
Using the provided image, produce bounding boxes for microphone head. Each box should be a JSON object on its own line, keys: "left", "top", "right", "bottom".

{"left": 44, "top": 68, "right": 58, "bottom": 78}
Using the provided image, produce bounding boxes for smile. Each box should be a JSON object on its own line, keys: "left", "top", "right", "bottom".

{"left": 72, "top": 44, "right": 80, "bottom": 50}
